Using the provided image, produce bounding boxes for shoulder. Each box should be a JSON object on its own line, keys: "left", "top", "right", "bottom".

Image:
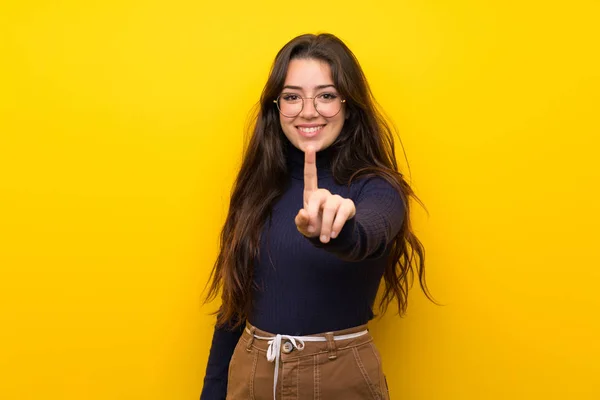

{"left": 350, "top": 174, "right": 401, "bottom": 197}
{"left": 348, "top": 174, "right": 406, "bottom": 212}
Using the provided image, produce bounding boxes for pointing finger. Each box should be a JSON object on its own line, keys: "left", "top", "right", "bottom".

{"left": 303, "top": 145, "right": 318, "bottom": 205}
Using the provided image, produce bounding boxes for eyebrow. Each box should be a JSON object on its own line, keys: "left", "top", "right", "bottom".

{"left": 282, "top": 84, "right": 336, "bottom": 91}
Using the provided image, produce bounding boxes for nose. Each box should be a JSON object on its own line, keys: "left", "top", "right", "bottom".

{"left": 299, "top": 97, "right": 319, "bottom": 119}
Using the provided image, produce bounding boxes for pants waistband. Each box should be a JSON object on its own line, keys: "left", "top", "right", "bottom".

{"left": 242, "top": 322, "right": 371, "bottom": 400}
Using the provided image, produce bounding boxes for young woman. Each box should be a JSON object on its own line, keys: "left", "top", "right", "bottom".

{"left": 200, "top": 33, "right": 436, "bottom": 400}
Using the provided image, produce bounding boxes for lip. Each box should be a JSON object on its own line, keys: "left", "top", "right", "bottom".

{"left": 296, "top": 124, "right": 325, "bottom": 138}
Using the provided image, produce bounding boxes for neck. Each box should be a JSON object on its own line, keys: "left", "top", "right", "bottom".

{"left": 286, "top": 141, "right": 334, "bottom": 179}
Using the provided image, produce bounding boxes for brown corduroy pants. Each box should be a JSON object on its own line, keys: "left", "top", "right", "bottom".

{"left": 226, "top": 323, "right": 390, "bottom": 400}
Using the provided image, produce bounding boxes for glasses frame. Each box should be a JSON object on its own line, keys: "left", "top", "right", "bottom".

{"left": 273, "top": 94, "right": 346, "bottom": 118}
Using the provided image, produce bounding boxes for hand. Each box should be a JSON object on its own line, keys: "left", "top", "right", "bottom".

{"left": 294, "top": 145, "right": 356, "bottom": 243}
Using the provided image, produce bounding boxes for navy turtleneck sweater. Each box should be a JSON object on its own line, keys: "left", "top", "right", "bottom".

{"left": 200, "top": 143, "right": 405, "bottom": 399}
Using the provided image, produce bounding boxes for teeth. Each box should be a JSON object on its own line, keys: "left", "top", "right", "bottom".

{"left": 298, "top": 126, "right": 323, "bottom": 133}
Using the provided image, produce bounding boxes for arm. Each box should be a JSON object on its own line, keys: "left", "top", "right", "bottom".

{"left": 308, "top": 177, "right": 405, "bottom": 261}
{"left": 200, "top": 320, "right": 244, "bottom": 400}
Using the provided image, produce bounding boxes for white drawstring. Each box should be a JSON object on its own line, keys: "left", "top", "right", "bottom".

{"left": 245, "top": 328, "right": 369, "bottom": 400}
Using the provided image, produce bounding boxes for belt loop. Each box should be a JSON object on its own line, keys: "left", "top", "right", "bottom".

{"left": 246, "top": 325, "right": 256, "bottom": 352}
{"left": 325, "top": 332, "right": 337, "bottom": 360}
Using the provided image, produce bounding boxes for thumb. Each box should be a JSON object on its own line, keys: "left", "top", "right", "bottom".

{"left": 295, "top": 208, "right": 316, "bottom": 237}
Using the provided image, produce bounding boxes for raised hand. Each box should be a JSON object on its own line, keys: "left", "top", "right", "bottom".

{"left": 294, "top": 145, "right": 356, "bottom": 243}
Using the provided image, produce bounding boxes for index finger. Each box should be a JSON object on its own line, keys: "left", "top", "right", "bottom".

{"left": 304, "top": 145, "right": 318, "bottom": 193}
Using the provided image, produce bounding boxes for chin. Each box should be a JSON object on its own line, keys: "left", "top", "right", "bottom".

{"left": 297, "top": 140, "right": 320, "bottom": 153}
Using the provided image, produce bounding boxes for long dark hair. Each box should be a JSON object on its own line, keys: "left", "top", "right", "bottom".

{"left": 205, "top": 33, "right": 437, "bottom": 328}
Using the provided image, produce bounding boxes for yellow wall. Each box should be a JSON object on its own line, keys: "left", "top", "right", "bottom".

{"left": 1, "top": 1, "right": 598, "bottom": 399}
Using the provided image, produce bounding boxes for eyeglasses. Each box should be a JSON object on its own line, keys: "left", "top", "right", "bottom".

{"left": 273, "top": 92, "right": 346, "bottom": 118}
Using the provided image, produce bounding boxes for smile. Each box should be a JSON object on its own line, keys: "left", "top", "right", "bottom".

{"left": 297, "top": 125, "right": 325, "bottom": 137}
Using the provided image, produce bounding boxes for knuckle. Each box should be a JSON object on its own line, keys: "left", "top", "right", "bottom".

{"left": 327, "top": 194, "right": 342, "bottom": 205}
{"left": 324, "top": 203, "right": 338, "bottom": 212}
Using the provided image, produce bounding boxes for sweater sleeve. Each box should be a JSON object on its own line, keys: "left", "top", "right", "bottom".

{"left": 199, "top": 320, "right": 245, "bottom": 400}
{"left": 308, "top": 177, "right": 405, "bottom": 261}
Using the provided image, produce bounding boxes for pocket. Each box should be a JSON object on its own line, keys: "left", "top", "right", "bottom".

{"left": 353, "top": 342, "right": 386, "bottom": 400}
{"left": 227, "top": 336, "right": 244, "bottom": 382}
{"left": 317, "top": 347, "right": 377, "bottom": 400}
{"left": 227, "top": 337, "right": 257, "bottom": 399}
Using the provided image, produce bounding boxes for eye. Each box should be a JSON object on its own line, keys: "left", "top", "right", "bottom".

{"left": 281, "top": 93, "right": 301, "bottom": 102}
{"left": 317, "top": 92, "right": 338, "bottom": 102}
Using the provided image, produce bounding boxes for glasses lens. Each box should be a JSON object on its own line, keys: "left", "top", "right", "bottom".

{"left": 277, "top": 94, "right": 302, "bottom": 117}
{"left": 315, "top": 93, "right": 342, "bottom": 118}
{"left": 276, "top": 93, "right": 344, "bottom": 118}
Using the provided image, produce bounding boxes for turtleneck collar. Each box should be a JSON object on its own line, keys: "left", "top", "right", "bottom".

{"left": 286, "top": 140, "right": 335, "bottom": 180}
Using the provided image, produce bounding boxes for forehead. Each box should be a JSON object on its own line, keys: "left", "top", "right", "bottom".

{"left": 283, "top": 58, "right": 334, "bottom": 88}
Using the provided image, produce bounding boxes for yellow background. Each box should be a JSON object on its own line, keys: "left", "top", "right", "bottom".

{"left": 1, "top": 0, "right": 599, "bottom": 399}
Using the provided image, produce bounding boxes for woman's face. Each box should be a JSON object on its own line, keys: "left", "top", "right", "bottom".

{"left": 278, "top": 58, "right": 346, "bottom": 153}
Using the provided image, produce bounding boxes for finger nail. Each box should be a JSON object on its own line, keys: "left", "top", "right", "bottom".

{"left": 320, "top": 235, "right": 328, "bottom": 242}
{"left": 331, "top": 231, "right": 337, "bottom": 238}
{"left": 307, "top": 225, "right": 314, "bottom": 233}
